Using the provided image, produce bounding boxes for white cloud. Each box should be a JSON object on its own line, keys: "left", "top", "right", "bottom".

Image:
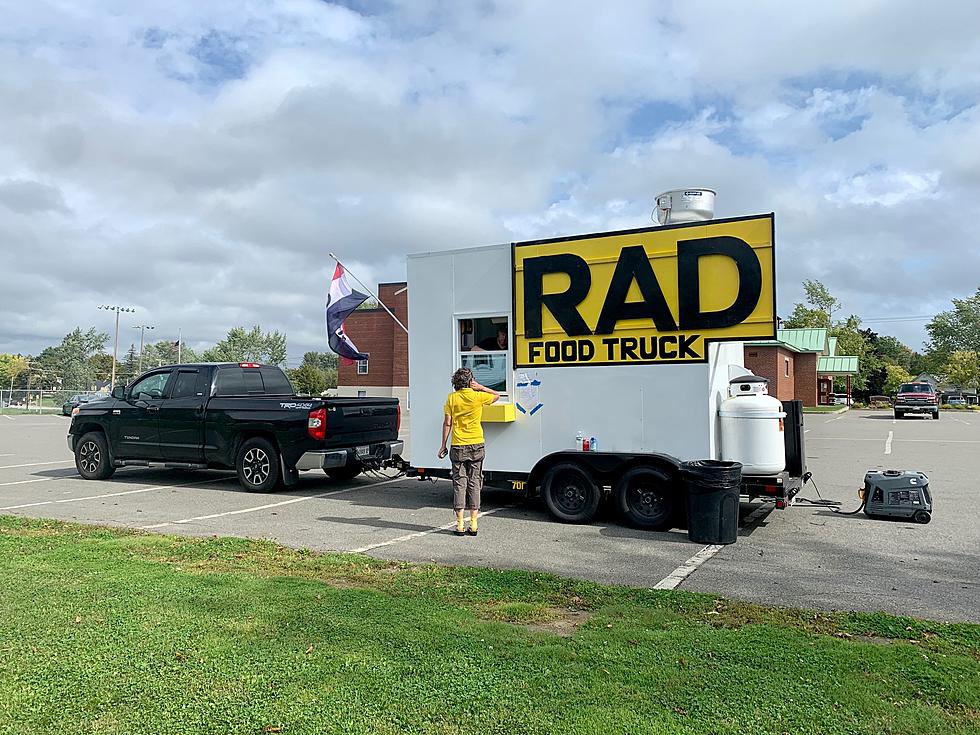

{"left": 1, "top": 0, "right": 979, "bottom": 362}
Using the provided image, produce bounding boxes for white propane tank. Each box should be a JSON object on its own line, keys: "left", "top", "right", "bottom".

{"left": 719, "top": 376, "right": 786, "bottom": 475}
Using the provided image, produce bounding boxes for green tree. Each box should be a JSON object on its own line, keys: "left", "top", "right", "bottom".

{"left": 203, "top": 326, "right": 287, "bottom": 366}
{"left": 88, "top": 353, "right": 114, "bottom": 382}
{"left": 925, "top": 287, "right": 980, "bottom": 366}
{"left": 883, "top": 364, "right": 914, "bottom": 395}
{"left": 783, "top": 279, "right": 841, "bottom": 329}
{"left": 141, "top": 339, "right": 200, "bottom": 368}
{"left": 299, "top": 351, "right": 338, "bottom": 389}
{"left": 34, "top": 328, "right": 109, "bottom": 391}
{"left": 943, "top": 350, "right": 980, "bottom": 395}
{"left": 0, "top": 354, "right": 28, "bottom": 388}
{"left": 289, "top": 364, "right": 327, "bottom": 396}
{"left": 119, "top": 343, "right": 140, "bottom": 383}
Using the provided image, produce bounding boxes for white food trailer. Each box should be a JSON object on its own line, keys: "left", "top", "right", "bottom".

{"left": 400, "top": 203, "right": 805, "bottom": 529}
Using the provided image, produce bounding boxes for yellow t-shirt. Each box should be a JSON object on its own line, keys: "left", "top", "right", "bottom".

{"left": 444, "top": 388, "right": 495, "bottom": 446}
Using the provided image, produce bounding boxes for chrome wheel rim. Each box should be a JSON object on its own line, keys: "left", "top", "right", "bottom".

{"left": 79, "top": 441, "right": 101, "bottom": 474}
{"left": 242, "top": 448, "right": 270, "bottom": 486}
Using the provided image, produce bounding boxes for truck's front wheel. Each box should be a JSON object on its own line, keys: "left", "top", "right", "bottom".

{"left": 75, "top": 431, "right": 115, "bottom": 480}
{"left": 614, "top": 466, "right": 676, "bottom": 530}
{"left": 236, "top": 437, "right": 281, "bottom": 493}
{"left": 542, "top": 462, "right": 601, "bottom": 523}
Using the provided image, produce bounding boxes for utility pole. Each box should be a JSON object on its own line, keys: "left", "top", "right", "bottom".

{"left": 177, "top": 328, "right": 182, "bottom": 363}
{"left": 98, "top": 305, "right": 135, "bottom": 387}
{"left": 132, "top": 324, "right": 155, "bottom": 374}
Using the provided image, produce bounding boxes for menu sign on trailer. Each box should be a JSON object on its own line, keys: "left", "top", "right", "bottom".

{"left": 513, "top": 213, "right": 776, "bottom": 367}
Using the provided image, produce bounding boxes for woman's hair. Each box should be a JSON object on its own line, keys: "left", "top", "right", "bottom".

{"left": 451, "top": 367, "right": 473, "bottom": 391}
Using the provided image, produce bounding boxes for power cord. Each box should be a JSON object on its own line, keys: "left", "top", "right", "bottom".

{"left": 793, "top": 472, "right": 866, "bottom": 514}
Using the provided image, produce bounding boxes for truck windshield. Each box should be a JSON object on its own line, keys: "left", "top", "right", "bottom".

{"left": 899, "top": 384, "right": 932, "bottom": 393}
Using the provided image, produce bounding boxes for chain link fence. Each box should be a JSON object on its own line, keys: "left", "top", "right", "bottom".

{"left": 0, "top": 389, "right": 109, "bottom": 415}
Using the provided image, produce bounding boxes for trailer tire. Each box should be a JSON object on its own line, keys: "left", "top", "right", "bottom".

{"left": 324, "top": 461, "right": 363, "bottom": 482}
{"left": 542, "top": 462, "right": 601, "bottom": 524}
{"left": 236, "top": 437, "right": 281, "bottom": 493}
{"left": 614, "top": 466, "right": 676, "bottom": 530}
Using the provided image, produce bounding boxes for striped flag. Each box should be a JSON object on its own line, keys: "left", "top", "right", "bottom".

{"left": 326, "top": 264, "right": 369, "bottom": 364}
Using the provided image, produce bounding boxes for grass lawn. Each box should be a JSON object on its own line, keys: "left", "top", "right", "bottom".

{"left": 803, "top": 405, "right": 845, "bottom": 413}
{"left": 0, "top": 517, "right": 977, "bottom": 735}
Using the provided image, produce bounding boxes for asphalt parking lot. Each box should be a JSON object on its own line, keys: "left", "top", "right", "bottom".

{"left": 1, "top": 410, "right": 977, "bottom": 622}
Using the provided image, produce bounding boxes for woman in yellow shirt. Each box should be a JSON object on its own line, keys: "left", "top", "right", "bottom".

{"left": 438, "top": 367, "right": 500, "bottom": 536}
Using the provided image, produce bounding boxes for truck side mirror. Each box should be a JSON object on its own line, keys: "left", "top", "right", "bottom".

{"left": 111, "top": 385, "right": 126, "bottom": 399}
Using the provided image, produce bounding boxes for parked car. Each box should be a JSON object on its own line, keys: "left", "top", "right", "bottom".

{"left": 829, "top": 393, "right": 853, "bottom": 406}
{"left": 945, "top": 395, "right": 967, "bottom": 406}
{"left": 62, "top": 393, "right": 107, "bottom": 416}
{"left": 68, "top": 363, "right": 402, "bottom": 492}
{"left": 894, "top": 382, "right": 940, "bottom": 420}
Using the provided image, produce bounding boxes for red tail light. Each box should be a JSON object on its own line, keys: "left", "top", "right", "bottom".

{"left": 396, "top": 403, "right": 401, "bottom": 435}
{"left": 308, "top": 407, "right": 326, "bottom": 441}
{"left": 239, "top": 362, "right": 261, "bottom": 368}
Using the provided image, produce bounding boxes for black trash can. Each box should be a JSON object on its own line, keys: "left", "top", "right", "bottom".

{"left": 681, "top": 459, "right": 742, "bottom": 544}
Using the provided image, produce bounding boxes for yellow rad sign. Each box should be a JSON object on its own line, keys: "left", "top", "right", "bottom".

{"left": 513, "top": 214, "right": 776, "bottom": 367}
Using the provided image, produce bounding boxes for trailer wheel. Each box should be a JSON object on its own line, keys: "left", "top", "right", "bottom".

{"left": 542, "top": 463, "right": 601, "bottom": 524}
{"left": 236, "top": 437, "right": 281, "bottom": 493}
{"left": 324, "top": 461, "right": 363, "bottom": 482}
{"left": 614, "top": 466, "right": 676, "bottom": 530}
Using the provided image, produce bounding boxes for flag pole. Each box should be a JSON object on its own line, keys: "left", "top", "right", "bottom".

{"left": 177, "top": 328, "right": 182, "bottom": 363}
{"left": 328, "top": 253, "right": 409, "bottom": 334}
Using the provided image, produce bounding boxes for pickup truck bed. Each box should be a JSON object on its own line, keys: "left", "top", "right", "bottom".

{"left": 68, "top": 362, "right": 402, "bottom": 491}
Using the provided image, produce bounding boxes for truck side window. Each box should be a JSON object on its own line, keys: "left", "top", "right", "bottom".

{"left": 130, "top": 371, "right": 172, "bottom": 401}
{"left": 170, "top": 370, "right": 200, "bottom": 399}
{"left": 458, "top": 316, "right": 509, "bottom": 396}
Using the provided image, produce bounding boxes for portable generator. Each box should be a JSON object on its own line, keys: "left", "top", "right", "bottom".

{"left": 860, "top": 470, "right": 932, "bottom": 524}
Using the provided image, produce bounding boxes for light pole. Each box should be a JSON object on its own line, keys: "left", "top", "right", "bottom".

{"left": 132, "top": 325, "right": 155, "bottom": 373}
{"left": 98, "top": 305, "right": 135, "bottom": 388}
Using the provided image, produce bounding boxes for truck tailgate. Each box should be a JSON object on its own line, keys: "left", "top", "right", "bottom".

{"left": 324, "top": 398, "right": 399, "bottom": 448}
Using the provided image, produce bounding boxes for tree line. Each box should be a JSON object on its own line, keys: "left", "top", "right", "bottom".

{"left": 784, "top": 281, "right": 980, "bottom": 398}
{"left": 0, "top": 325, "right": 338, "bottom": 396}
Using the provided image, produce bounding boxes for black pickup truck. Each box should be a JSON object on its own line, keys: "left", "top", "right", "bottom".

{"left": 67, "top": 362, "right": 402, "bottom": 492}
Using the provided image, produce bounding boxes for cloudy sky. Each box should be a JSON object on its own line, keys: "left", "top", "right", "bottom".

{"left": 2, "top": 0, "right": 979, "bottom": 365}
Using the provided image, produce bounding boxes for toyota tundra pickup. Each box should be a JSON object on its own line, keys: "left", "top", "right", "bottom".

{"left": 894, "top": 382, "right": 940, "bottom": 420}
{"left": 67, "top": 362, "right": 401, "bottom": 491}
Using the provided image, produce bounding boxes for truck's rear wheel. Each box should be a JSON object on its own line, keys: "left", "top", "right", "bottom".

{"left": 614, "top": 466, "right": 676, "bottom": 530}
{"left": 324, "top": 461, "right": 363, "bottom": 482}
{"left": 542, "top": 462, "right": 601, "bottom": 523}
{"left": 75, "top": 431, "right": 115, "bottom": 480}
{"left": 236, "top": 437, "right": 281, "bottom": 492}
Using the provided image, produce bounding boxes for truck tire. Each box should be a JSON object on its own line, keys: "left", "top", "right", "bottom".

{"left": 542, "top": 462, "right": 601, "bottom": 524}
{"left": 932, "top": 410, "right": 940, "bottom": 420}
{"left": 236, "top": 437, "right": 281, "bottom": 493}
{"left": 894, "top": 410, "right": 903, "bottom": 420}
{"left": 614, "top": 466, "right": 676, "bottom": 530}
{"left": 324, "top": 461, "right": 363, "bottom": 482}
{"left": 74, "top": 431, "right": 115, "bottom": 480}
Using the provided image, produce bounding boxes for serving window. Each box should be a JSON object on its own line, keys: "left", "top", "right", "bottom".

{"left": 458, "top": 316, "right": 509, "bottom": 396}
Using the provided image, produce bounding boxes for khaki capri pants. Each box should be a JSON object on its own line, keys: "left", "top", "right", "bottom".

{"left": 450, "top": 443, "right": 485, "bottom": 511}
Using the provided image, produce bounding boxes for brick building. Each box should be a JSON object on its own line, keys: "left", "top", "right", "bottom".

{"left": 336, "top": 282, "right": 409, "bottom": 410}
{"left": 744, "top": 328, "right": 857, "bottom": 406}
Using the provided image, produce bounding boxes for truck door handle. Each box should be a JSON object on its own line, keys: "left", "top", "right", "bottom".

{"left": 147, "top": 405, "right": 160, "bottom": 412}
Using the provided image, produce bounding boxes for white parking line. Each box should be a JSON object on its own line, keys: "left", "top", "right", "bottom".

{"left": 953, "top": 417, "right": 972, "bottom": 425}
{"left": 0, "top": 454, "right": 14, "bottom": 457}
{"left": 139, "top": 476, "right": 404, "bottom": 530}
{"left": 824, "top": 414, "right": 846, "bottom": 423}
{"left": 0, "top": 477, "right": 224, "bottom": 511}
{"left": 0, "top": 460, "right": 75, "bottom": 470}
{"left": 884, "top": 430, "right": 893, "bottom": 455}
{"left": 653, "top": 502, "right": 774, "bottom": 590}
{"left": 2, "top": 416, "right": 14, "bottom": 421}
{"left": 0, "top": 477, "right": 57, "bottom": 488}
{"left": 350, "top": 505, "right": 510, "bottom": 554}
